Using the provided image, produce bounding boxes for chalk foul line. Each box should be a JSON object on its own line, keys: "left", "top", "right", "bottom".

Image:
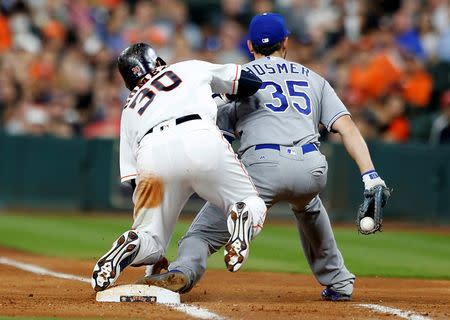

{"left": 358, "top": 303, "right": 432, "bottom": 320}
{"left": 0, "top": 256, "right": 91, "bottom": 283}
{"left": 0, "top": 256, "right": 435, "bottom": 320}
{"left": 0, "top": 256, "right": 226, "bottom": 320}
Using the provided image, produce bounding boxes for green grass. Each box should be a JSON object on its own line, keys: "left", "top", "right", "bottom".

{"left": 0, "top": 212, "right": 449, "bottom": 279}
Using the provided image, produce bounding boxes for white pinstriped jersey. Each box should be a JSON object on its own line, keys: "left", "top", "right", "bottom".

{"left": 120, "top": 60, "right": 241, "bottom": 182}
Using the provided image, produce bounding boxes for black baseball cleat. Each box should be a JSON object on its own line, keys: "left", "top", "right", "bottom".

{"left": 91, "top": 230, "right": 141, "bottom": 292}
{"left": 143, "top": 270, "right": 189, "bottom": 293}
{"left": 321, "top": 287, "right": 352, "bottom": 301}
{"left": 224, "top": 201, "right": 253, "bottom": 272}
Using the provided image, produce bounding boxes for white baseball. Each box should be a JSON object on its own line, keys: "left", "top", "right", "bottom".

{"left": 360, "top": 217, "right": 375, "bottom": 232}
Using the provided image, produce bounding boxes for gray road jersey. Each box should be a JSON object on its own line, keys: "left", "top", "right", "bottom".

{"left": 226, "top": 56, "right": 350, "bottom": 154}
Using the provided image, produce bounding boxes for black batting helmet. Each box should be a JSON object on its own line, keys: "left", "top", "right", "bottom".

{"left": 117, "top": 43, "right": 166, "bottom": 90}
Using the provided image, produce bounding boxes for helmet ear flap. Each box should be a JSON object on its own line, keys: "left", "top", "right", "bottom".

{"left": 156, "top": 57, "right": 166, "bottom": 67}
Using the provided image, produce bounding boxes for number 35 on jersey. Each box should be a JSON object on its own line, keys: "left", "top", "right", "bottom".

{"left": 260, "top": 80, "right": 311, "bottom": 115}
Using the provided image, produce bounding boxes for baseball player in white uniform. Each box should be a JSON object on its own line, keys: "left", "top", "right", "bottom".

{"left": 91, "top": 43, "right": 267, "bottom": 292}
{"left": 143, "top": 13, "right": 390, "bottom": 301}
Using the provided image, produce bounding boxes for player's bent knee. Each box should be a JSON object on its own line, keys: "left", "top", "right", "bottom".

{"left": 129, "top": 231, "right": 166, "bottom": 266}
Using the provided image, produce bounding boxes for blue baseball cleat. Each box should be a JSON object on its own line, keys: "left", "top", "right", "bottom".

{"left": 321, "top": 287, "right": 352, "bottom": 301}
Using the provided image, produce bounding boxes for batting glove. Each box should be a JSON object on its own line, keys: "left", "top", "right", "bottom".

{"left": 362, "top": 170, "right": 386, "bottom": 190}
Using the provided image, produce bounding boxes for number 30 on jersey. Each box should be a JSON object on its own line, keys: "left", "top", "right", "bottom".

{"left": 261, "top": 80, "right": 311, "bottom": 115}
{"left": 126, "top": 71, "right": 182, "bottom": 115}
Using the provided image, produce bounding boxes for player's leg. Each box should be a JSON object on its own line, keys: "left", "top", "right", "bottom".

{"left": 91, "top": 176, "right": 193, "bottom": 291}
{"left": 162, "top": 148, "right": 278, "bottom": 290}
{"left": 146, "top": 179, "right": 275, "bottom": 292}
{"left": 285, "top": 150, "right": 355, "bottom": 300}
{"left": 292, "top": 196, "right": 355, "bottom": 299}
{"left": 188, "top": 125, "right": 267, "bottom": 272}
{"left": 92, "top": 130, "right": 194, "bottom": 291}
{"left": 146, "top": 202, "right": 230, "bottom": 292}
{"left": 145, "top": 136, "right": 277, "bottom": 291}
{"left": 146, "top": 163, "right": 278, "bottom": 292}
{"left": 131, "top": 179, "right": 194, "bottom": 264}
{"left": 193, "top": 176, "right": 266, "bottom": 273}
{"left": 272, "top": 148, "right": 354, "bottom": 300}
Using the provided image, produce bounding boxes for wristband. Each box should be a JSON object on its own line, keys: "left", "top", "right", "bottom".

{"left": 362, "top": 170, "right": 386, "bottom": 190}
{"left": 361, "top": 170, "right": 379, "bottom": 179}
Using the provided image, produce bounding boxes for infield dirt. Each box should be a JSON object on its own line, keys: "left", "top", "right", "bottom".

{"left": 0, "top": 247, "right": 449, "bottom": 320}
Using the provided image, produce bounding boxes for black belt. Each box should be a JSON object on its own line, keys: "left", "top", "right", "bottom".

{"left": 144, "top": 114, "right": 202, "bottom": 136}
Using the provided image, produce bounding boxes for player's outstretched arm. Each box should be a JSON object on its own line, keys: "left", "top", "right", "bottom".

{"left": 331, "top": 115, "right": 375, "bottom": 176}
{"left": 332, "top": 114, "right": 391, "bottom": 234}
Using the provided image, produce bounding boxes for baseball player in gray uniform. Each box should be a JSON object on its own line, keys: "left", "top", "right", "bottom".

{"left": 144, "top": 13, "right": 389, "bottom": 301}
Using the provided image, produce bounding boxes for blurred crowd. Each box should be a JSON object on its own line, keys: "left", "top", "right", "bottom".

{"left": 0, "top": 0, "right": 450, "bottom": 144}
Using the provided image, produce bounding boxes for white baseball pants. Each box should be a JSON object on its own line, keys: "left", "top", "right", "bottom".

{"left": 130, "top": 118, "right": 266, "bottom": 266}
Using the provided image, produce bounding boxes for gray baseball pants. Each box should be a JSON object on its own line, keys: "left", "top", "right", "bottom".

{"left": 166, "top": 144, "right": 355, "bottom": 294}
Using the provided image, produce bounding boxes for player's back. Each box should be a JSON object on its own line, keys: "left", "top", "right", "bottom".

{"left": 121, "top": 60, "right": 240, "bottom": 150}
{"left": 236, "top": 56, "right": 348, "bottom": 153}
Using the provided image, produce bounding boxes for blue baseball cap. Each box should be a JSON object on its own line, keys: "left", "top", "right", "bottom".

{"left": 249, "top": 13, "right": 290, "bottom": 47}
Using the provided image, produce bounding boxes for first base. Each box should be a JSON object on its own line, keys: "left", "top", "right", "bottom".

{"left": 96, "top": 284, "right": 180, "bottom": 304}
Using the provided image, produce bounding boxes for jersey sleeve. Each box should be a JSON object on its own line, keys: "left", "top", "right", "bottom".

{"left": 119, "top": 116, "right": 138, "bottom": 183}
{"left": 320, "top": 80, "right": 351, "bottom": 131}
{"left": 196, "top": 61, "right": 241, "bottom": 95}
